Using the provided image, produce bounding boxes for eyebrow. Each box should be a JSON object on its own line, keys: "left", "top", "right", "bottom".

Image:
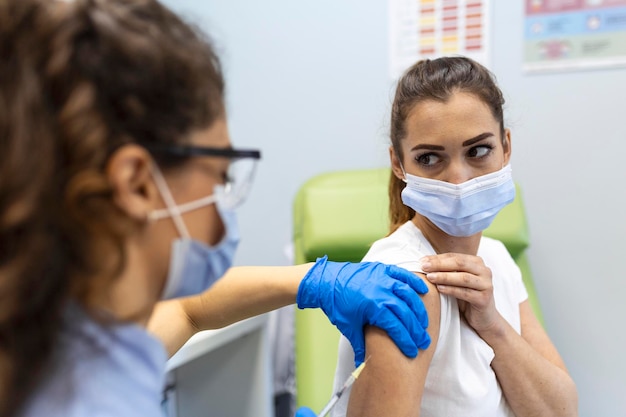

{"left": 462, "top": 132, "right": 494, "bottom": 146}
{"left": 410, "top": 132, "right": 495, "bottom": 151}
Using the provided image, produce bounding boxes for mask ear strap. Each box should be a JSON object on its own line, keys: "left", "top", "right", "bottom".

{"left": 150, "top": 193, "right": 219, "bottom": 220}
{"left": 149, "top": 164, "right": 191, "bottom": 239}
{"left": 398, "top": 161, "right": 408, "bottom": 183}
{"left": 392, "top": 146, "right": 408, "bottom": 183}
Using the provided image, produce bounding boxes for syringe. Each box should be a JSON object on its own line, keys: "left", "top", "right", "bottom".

{"left": 316, "top": 359, "right": 368, "bottom": 417}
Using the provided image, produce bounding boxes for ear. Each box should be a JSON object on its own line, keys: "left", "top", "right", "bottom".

{"left": 106, "top": 144, "right": 159, "bottom": 221}
{"left": 389, "top": 145, "right": 405, "bottom": 180}
{"left": 502, "top": 128, "right": 512, "bottom": 166}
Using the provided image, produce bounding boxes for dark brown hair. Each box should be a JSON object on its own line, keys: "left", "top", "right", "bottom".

{"left": 388, "top": 56, "right": 506, "bottom": 233}
{"left": 0, "top": 0, "right": 225, "bottom": 414}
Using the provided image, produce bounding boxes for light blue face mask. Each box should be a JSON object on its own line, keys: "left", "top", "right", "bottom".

{"left": 149, "top": 166, "right": 240, "bottom": 300}
{"left": 401, "top": 164, "right": 516, "bottom": 237}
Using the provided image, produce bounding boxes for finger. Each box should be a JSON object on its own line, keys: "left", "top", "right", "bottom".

{"left": 391, "top": 281, "right": 429, "bottom": 330}
{"left": 385, "top": 300, "right": 432, "bottom": 351}
{"left": 421, "top": 253, "right": 487, "bottom": 275}
{"left": 385, "top": 264, "right": 429, "bottom": 294}
{"left": 353, "top": 341, "right": 366, "bottom": 367}
{"left": 426, "top": 271, "right": 490, "bottom": 291}
{"left": 435, "top": 283, "right": 487, "bottom": 306}
{"left": 371, "top": 308, "right": 419, "bottom": 357}
{"left": 371, "top": 307, "right": 429, "bottom": 357}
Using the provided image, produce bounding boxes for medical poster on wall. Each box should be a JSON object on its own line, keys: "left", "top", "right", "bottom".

{"left": 388, "top": 0, "right": 492, "bottom": 80}
{"left": 524, "top": 0, "right": 626, "bottom": 72}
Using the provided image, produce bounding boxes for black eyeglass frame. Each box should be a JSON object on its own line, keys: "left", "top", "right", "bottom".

{"left": 143, "top": 143, "right": 261, "bottom": 161}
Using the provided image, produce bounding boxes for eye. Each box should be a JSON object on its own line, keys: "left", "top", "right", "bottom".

{"left": 467, "top": 144, "right": 492, "bottom": 159}
{"left": 222, "top": 170, "right": 232, "bottom": 185}
{"left": 415, "top": 152, "right": 441, "bottom": 167}
{"left": 218, "top": 159, "right": 233, "bottom": 185}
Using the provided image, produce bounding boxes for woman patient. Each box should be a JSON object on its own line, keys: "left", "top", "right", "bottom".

{"left": 332, "top": 57, "right": 578, "bottom": 417}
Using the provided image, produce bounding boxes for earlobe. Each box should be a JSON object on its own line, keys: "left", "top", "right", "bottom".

{"left": 389, "top": 146, "right": 406, "bottom": 180}
{"left": 106, "top": 145, "right": 159, "bottom": 221}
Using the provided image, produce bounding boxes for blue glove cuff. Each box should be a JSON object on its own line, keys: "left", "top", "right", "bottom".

{"left": 295, "top": 407, "right": 317, "bottom": 417}
{"left": 296, "top": 255, "right": 328, "bottom": 309}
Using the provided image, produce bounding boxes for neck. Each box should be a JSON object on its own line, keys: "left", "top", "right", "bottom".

{"left": 411, "top": 216, "right": 481, "bottom": 255}
{"left": 86, "top": 240, "right": 161, "bottom": 326}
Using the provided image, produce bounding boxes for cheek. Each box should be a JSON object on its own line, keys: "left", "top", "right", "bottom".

{"left": 185, "top": 204, "right": 225, "bottom": 246}
{"left": 207, "top": 205, "right": 225, "bottom": 246}
{"left": 477, "top": 160, "right": 505, "bottom": 178}
{"left": 494, "top": 146, "right": 510, "bottom": 168}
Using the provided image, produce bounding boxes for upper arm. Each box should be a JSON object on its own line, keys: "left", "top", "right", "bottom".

{"left": 346, "top": 272, "right": 441, "bottom": 417}
{"left": 519, "top": 300, "right": 569, "bottom": 373}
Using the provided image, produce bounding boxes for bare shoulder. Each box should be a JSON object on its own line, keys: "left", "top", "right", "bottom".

{"left": 346, "top": 271, "right": 441, "bottom": 417}
{"left": 416, "top": 271, "right": 440, "bottom": 331}
{"left": 367, "top": 271, "right": 440, "bottom": 354}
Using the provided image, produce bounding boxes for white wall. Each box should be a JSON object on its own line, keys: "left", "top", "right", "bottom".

{"left": 493, "top": 3, "right": 626, "bottom": 416}
{"left": 162, "top": 1, "right": 626, "bottom": 415}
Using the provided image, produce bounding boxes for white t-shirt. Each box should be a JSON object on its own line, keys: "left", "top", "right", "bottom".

{"left": 332, "top": 221, "right": 528, "bottom": 417}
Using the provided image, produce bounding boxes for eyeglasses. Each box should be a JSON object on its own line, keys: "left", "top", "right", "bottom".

{"left": 144, "top": 143, "right": 262, "bottom": 209}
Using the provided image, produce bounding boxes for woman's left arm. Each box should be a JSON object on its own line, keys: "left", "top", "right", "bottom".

{"left": 481, "top": 300, "right": 578, "bottom": 417}
{"left": 422, "top": 253, "right": 578, "bottom": 417}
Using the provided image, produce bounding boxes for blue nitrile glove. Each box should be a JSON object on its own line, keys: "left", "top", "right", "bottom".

{"left": 294, "top": 407, "right": 316, "bottom": 417}
{"left": 296, "top": 256, "right": 430, "bottom": 366}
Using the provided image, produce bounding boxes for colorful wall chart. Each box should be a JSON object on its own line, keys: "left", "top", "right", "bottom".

{"left": 389, "top": 0, "right": 491, "bottom": 79}
{"left": 524, "top": 0, "right": 626, "bottom": 72}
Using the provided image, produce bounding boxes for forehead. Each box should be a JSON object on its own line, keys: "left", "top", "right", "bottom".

{"left": 182, "top": 118, "right": 231, "bottom": 173}
{"left": 189, "top": 118, "right": 231, "bottom": 148}
{"left": 404, "top": 91, "right": 499, "bottom": 143}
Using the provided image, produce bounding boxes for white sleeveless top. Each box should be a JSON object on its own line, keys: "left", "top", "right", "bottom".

{"left": 332, "top": 221, "right": 528, "bottom": 417}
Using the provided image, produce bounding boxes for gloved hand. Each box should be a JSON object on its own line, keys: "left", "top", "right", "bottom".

{"left": 294, "top": 406, "right": 316, "bottom": 417}
{"left": 297, "top": 256, "right": 430, "bottom": 366}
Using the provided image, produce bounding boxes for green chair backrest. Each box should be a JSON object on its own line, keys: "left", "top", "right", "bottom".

{"left": 292, "top": 168, "right": 542, "bottom": 413}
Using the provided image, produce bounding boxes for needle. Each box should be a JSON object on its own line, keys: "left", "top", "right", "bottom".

{"left": 316, "top": 358, "right": 369, "bottom": 417}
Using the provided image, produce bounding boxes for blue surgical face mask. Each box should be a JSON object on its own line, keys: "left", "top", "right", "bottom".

{"left": 149, "top": 165, "right": 240, "bottom": 300}
{"left": 400, "top": 164, "right": 516, "bottom": 237}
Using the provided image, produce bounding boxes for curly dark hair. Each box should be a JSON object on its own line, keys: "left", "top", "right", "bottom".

{"left": 0, "top": 0, "right": 225, "bottom": 415}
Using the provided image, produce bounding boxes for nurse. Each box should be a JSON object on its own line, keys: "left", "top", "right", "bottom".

{"left": 0, "top": 1, "right": 429, "bottom": 416}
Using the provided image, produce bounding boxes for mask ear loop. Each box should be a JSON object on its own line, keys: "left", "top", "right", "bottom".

{"left": 148, "top": 164, "right": 191, "bottom": 239}
{"left": 394, "top": 151, "right": 409, "bottom": 184}
{"left": 150, "top": 193, "right": 219, "bottom": 220}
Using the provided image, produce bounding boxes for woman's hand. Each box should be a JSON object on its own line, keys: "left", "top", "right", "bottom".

{"left": 420, "top": 253, "right": 503, "bottom": 337}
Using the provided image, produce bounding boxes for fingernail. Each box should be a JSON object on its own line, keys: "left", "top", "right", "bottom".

{"left": 420, "top": 259, "right": 431, "bottom": 270}
{"left": 426, "top": 272, "right": 437, "bottom": 282}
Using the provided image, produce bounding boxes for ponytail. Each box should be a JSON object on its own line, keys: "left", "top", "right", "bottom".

{"left": 388, "top": 169, "right": 414, "bottom": 234}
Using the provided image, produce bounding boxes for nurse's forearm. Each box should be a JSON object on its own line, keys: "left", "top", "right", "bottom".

{"left": 185, "top": 264, "right": 311, "bottom": 329}
{"left": 149, "top": 264, "right": 312, "bottom": 356}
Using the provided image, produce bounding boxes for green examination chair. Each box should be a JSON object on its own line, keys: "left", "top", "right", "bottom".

{"left": 292, "top": 168, "right": 543, "bottom": 413}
